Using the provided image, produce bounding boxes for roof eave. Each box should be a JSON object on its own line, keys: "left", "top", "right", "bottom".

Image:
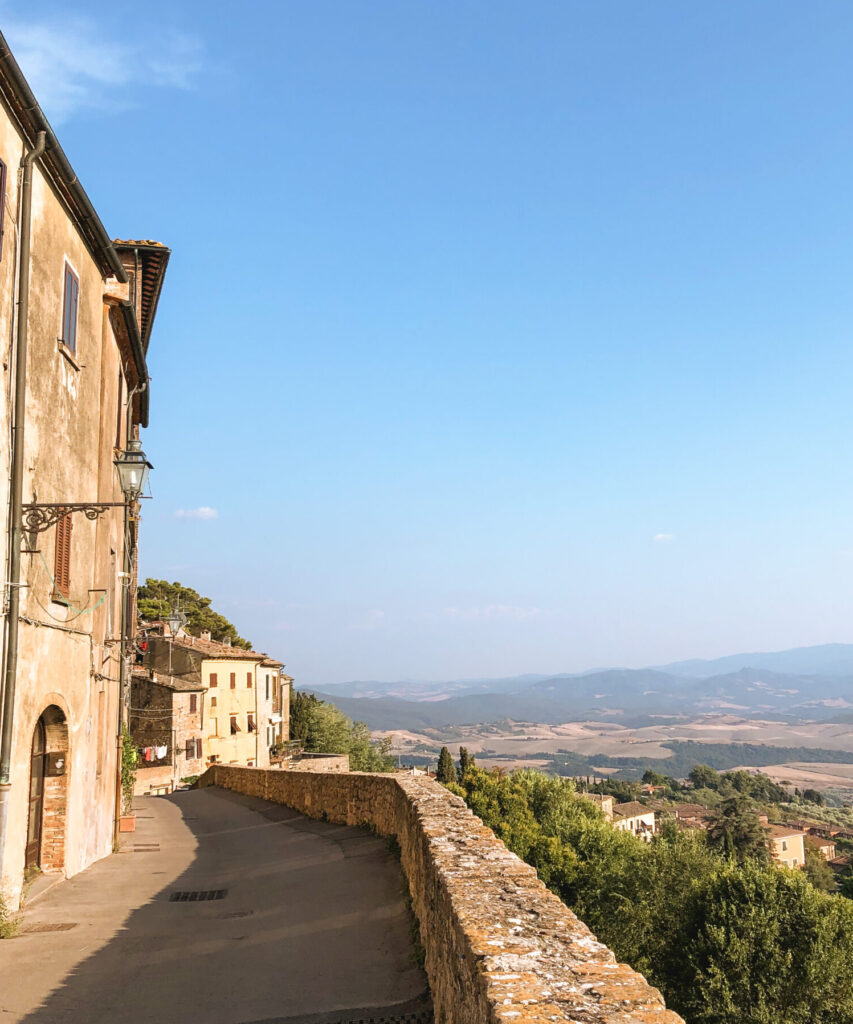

{"left": 0, "top": 31, "right": 126, "bottom": 282}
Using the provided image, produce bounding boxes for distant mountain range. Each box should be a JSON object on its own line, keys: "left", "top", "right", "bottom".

{"left": 300, "top": 644, "right": 853, "bottom": 732}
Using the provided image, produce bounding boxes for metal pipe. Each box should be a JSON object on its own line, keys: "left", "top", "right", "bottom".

{"left": 0, "top": 130, "right": 46, "bottom": 875}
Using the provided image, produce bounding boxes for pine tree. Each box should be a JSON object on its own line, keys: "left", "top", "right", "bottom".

{"left": 437, "top": 746, "right": 457, "bottom": 785}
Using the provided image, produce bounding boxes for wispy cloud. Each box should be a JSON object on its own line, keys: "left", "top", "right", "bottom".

{"left": 444, "top": 605, "right": 544, "bottom": 622}
{"left": 350, "top": 609, "right": 385, "bottom": 631}
{"left": 174, "top": 507, "right": 218, "bottom": 520}
{"left": 3, "top": 11, "right": 203, "bottom": 123}
{"left": 653, "top": 533, "right": 675, "bottom": 543}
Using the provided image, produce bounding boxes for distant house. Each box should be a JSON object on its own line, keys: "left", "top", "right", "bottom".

{"left": 804, "top": 834, "right": 837, "bottom": 862}
{"left": 580, "top": 793, "right": 614, "bottom": 821}
{"left": 766, "top": 824, "right": 806, "bottom": 869}
{"left": 612, "top": 801, "right": 656, "bottom": 841}
{"left": 672, "top": 803, "right": 713, "bottom": 829}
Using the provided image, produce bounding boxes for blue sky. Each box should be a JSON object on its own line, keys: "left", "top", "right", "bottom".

{"left": 9, "top": 2, "right": 853, "bottom": 684}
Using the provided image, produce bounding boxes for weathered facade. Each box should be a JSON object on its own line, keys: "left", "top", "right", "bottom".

{"left": 0, "top": 35, "right": 168, "bottom": 909}
{"left": 129, "top": 668, "right": 205, "bottom": 794}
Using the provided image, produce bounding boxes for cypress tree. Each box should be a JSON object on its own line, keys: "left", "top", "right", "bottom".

{"left": 437, "top": 746, "right": 457, "bottom": 784}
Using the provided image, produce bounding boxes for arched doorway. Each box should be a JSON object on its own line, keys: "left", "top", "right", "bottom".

{"left": 25, "top": 718, "right": 46, "bottom": 868}
{"left": 25, "top": 706, "right": 69, "bottom": 872}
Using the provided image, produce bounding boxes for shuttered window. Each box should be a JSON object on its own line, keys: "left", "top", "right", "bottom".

{"left": 265, "top": 674, "right": 270, "bottom": 700}
{"left": 230, "top": 672, "right": 236, "bottom": 689}
{"left": 189, "top": 694, "right": 197, "bottom": 714}
{"left": 53, "top": 512, "right": 72, "bottom": 598}
{"left": 195, "top": 738, "right": 202, "bottom": 759}
{"left": 247, "top": 713, "right": 256, "bottom": 733}
{"left": 0, "top": 159, "right": 7, "bottom": 261}
{"left": 185, "top": 739, "right": 195, "bottom": 759}
{"left": 246, "top": 672, "right": 252, "bottom": 688}
{"left": 230, "top": 715, "right": 239, "bottom": 735}
{"left": 209, "top": 673, "right": 218, "bottom": 688}
{"left": 61, "top": 264, "right": 80, "bottom": 354}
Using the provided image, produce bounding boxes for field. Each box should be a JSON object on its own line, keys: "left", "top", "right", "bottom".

{"left": 377, "top": 714, "right": 853, "bottom": 794}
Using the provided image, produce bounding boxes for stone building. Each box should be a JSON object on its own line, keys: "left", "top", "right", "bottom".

{"left": 129, "top": 668, "right": 206, "bottom": 795}
{"left": 141, "top": 631, "right": 289, "bottom": 769}
{"left": 0, "top": 34, "right": 168, "bottom": 909}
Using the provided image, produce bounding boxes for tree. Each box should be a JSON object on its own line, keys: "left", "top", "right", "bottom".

{"left": 689, "top": 764, "right": 719, "bottom": 790}
{"left": 289, "top": 691, "right": 394, "bottom": 771}
{"left": 804, "top": 845, "right": 836, "bottom": 892}
{"left": 705, "top": 796, "right": 769, "bottom": 865}
{"left": 459, "top": 747, "right": 475, "bottom": 778}
{"left": 642, "top": 769, "right": 666, "bottom": 786}
{"left": 137, "top": 579, "right": 252, "bottom": 648}
{"left": 803, "top": 788, "right": 826, "bottom": 806}
{"left": 436, "top": 746, "right": 457, "bottom": 784}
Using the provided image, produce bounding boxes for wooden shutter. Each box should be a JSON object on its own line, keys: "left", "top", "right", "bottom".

{"left": 53, "top": 512, "right": 72, "bottom": 597}
{"left": 246, "top": 672, "right": 252, "bottom": 688}
{"left": 62, "top": 265, "right": 79, "bottom": 354}
{"left": 0, "top": 159, "right": 7, "bottom": 261}
{"left": 189, "top": 694, "right": 197, "bottom": 714}
{"left": 247, "top": 714, "right": 255, "bottom": 733}
{"left": 195, "top": 738, "right": 202, "bottom": 759}
{"left": 230, "top": 672, "right": 236, "bottom": 689}
{"left": 185, "top": 739, "right": 194, "bottom": 759}
{"left": 209, "top": 673, "right": 218, "bottom": 688}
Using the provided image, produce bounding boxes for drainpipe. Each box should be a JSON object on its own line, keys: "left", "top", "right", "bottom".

{"left": 0, "top": 131, "right": 46, "bottom": 876}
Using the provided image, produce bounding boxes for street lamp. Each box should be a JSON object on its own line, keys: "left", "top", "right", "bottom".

{"left": 113, "top": 438, "right": 153, "bottom": 502}
{"left": 21, "top": 438, "right": 153, "bottom": 532}
{"left": 167, "top": 609, "right": 187, "bottom": 637}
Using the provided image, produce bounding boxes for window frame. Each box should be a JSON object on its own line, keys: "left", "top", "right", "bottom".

{"left": 60, "top": 261, "right": 80, "bottom": 356}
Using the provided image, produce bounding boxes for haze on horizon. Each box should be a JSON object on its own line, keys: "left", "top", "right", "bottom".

{"left": 15, "top": 1, "right": 853, "bottom": 685}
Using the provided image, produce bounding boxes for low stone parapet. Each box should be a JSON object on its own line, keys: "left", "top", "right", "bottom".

{"left": 198, "top": 765, "right": 683, "bottom": 1024}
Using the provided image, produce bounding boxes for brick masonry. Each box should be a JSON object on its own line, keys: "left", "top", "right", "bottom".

{"left": 199, "top": 766, "right": 684, "bottom": 1024}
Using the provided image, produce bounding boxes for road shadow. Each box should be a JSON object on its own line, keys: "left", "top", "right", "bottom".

{"left": 15, "top": 786, "right": 432, "bottom": 1024}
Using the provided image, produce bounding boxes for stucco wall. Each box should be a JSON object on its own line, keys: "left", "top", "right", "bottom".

{"left": 0, "top": 92, "right": 139, "bottom": 909}
{"left": 199, "top": 766, "right": 683, "bottom": 1024}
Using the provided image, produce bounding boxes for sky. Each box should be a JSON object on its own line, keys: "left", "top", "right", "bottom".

{"left": 7, "top": 1, "right": 853, "bottom": 685}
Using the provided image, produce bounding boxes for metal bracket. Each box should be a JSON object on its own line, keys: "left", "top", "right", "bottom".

{"left": 21, "top": 502, "right": 127, "bottom": 534}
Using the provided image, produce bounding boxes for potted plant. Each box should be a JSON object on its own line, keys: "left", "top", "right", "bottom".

{"left": 119, "top": 727, "right": 137, "bottom": 832}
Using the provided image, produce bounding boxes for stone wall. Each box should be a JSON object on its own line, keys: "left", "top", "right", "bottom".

{"left": 280, "top": 753, "right": 349, "bottom": 772}
{"left": 199, "top": 766, "right": 683, "bottom": 1024}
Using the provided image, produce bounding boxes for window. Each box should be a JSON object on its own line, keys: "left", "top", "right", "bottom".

{"left": 792, "top": 858, "right": 798, "bottom": 867}
{"left": 265, "top": 674, "right": 270, "bottom": 700}
{"left": 782, "top": 841, "right": 788, "bottom": 851}
{"left": 209, "top": 673, "right": 218, "bottom": 688}
{"left": 247, "top": 713, "right": 256, "bottom": 733}
{"left": 185, "top": 739, "right": 195, "bottom": 759}
{"left": 61, "top": 263, "right": 80, "bottom": 354}
{"left": 0, "top": 159, "right": 7, "bottom": 260}
{"left": 195, "top": 738, "right": 202, "bottom": 759}
{"left": 247, "top": 671, "right": 253, "bottom": 688}
{"left": 247, "top": 760, "right": 254, "bottom": 767}
{"left": 53, "top": 512, "right": 72, "bottom": 599}
{"left": 273, "top": 677, "right": 277, "bottom": 699}
{"left": 230, "top": 715, "right": 240, "bottom": 735}
{"left": 230, "top": 672, "right": 236, "bottom": 689}
{"left": 115, "top": 371, "right": 124, "bottom": 450}
{"left": 210, "top": 696, "right": 217, "bottom": 707}
{"left": 189, "top": 694, "right": 198, "bottom": 714}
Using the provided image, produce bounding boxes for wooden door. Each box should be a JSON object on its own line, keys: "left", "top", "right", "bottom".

{"left": 25, "top": 718, "right": 46, "bottom": 869}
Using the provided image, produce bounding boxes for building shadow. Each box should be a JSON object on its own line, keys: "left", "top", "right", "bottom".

{"left": 16, "top": 787, "right": 433, "bottom": 1024}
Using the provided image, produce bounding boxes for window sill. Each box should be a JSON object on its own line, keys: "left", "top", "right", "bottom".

{"left": 57, "top": 340, "right": 81, "bottom": 371}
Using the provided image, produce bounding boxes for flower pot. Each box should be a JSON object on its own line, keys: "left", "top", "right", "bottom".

{"left": 119, "top": 814, "right": 136, "bottom": 833}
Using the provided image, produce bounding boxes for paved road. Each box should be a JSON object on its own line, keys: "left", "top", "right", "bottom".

{"left": 0, "top": 787, "right": 431, "bottom": 1024}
